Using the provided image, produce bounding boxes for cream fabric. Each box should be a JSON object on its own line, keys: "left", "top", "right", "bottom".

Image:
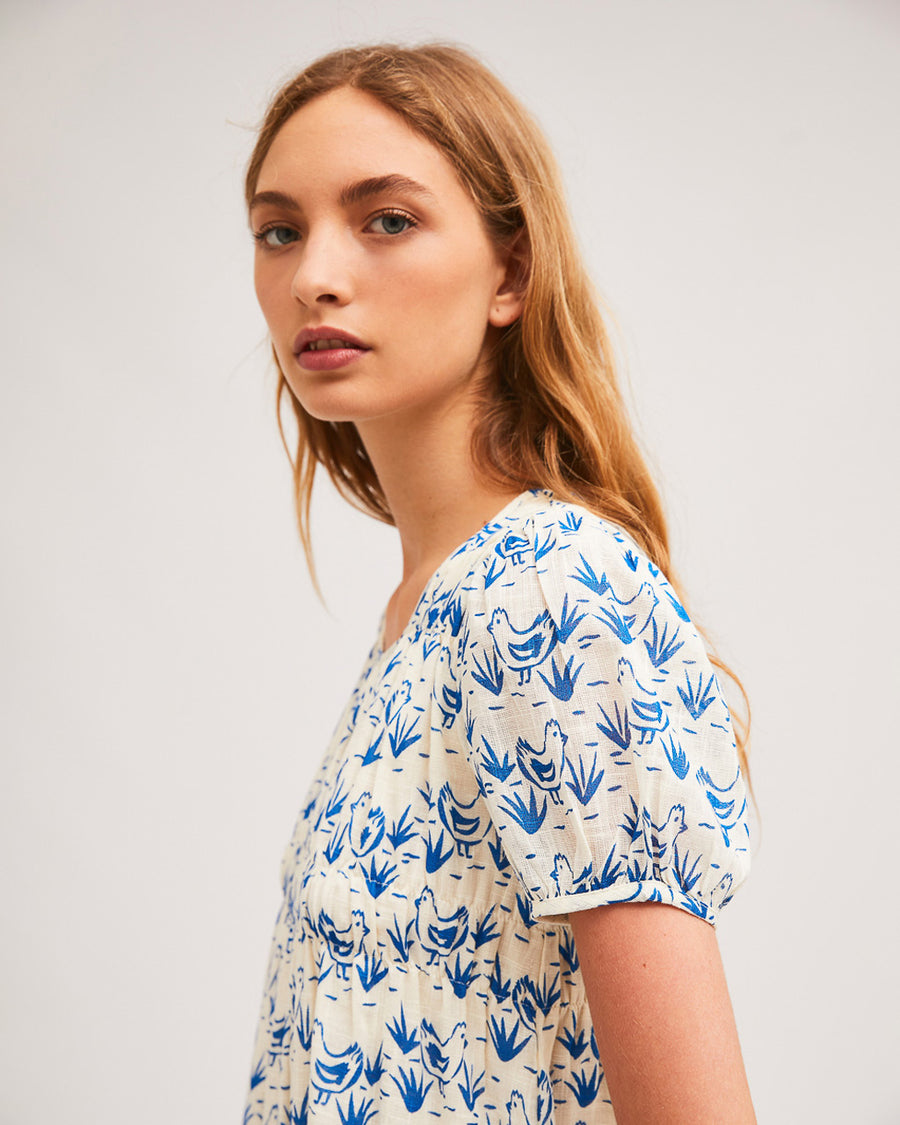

{"left": 244, "top": 489, "right": 751, "bottom": 1124}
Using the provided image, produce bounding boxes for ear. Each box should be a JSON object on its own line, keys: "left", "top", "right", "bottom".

{"left": 488, "top": 230, "right": 529, "bottom": 328}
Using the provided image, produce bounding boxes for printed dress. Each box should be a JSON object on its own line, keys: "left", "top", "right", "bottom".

{"left": 244, "top": 489, "right": 751, "bottom": 1125}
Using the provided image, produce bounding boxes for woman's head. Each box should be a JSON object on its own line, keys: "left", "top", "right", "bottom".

{"left": 249, "top": 84, "right": 524, "bottom": 437}
{"left": 245, "top": 43, "right": 751, "bottom": 776}
{"left": 246, "top": 43, "right": 664, "bottom": 562}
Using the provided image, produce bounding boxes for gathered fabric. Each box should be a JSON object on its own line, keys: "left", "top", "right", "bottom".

{"left": 244, "top": 489, "right": 751, "bottom": 1124}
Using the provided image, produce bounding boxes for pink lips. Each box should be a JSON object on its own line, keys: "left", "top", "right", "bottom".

{"left": 293, "top": 326, "right": 370, "bottom": 372}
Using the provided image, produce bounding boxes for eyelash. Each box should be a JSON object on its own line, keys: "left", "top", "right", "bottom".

{"left": 252, "top": 225, "right": 298, "bottom": 248}
{"left": 252, "top": 208, "right": 418, "bottom": 248}
{"left": 367, "top": 208, "right": 418, "bottom": 235}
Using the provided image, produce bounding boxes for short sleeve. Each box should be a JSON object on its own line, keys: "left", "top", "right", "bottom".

{"left": 456, "top": 502, "right": 752, "bottom": 925}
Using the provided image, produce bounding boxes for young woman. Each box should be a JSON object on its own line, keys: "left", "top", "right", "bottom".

{"left": 243, "top": 43, "right": 755, "bottom": 1125}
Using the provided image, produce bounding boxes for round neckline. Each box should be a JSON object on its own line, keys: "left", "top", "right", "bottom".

{"left": 373, "top": 489, "right": 540, "bottom": 662}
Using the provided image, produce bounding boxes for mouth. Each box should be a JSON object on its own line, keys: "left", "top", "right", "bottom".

{"left": 303, "top": 337, "right": 361, "bottom": 352}
{"left": 293, "top": 327, "right": 370, "bottom": 372}
{"left": 293, "top": 327, "right": 370, "bottom": 356}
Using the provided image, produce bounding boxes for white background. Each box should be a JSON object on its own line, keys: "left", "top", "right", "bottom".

{"left": 2, "top": 1, "right": 898, "bottom": 1121}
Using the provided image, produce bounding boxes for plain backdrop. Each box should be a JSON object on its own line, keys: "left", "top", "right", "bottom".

{"left": 2, "top": 0, "right": 898, "bottom": 1121}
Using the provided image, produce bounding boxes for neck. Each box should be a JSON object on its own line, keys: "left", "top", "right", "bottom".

{"left": 355, "top": 395, "right": 521, "bottom": 584}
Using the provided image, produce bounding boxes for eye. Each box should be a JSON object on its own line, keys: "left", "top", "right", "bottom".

{"left": 253, "top": 225, "right": 299, "bottom": 248}
{"left": 367, "top": 210, "right": 416, "bottom": 236}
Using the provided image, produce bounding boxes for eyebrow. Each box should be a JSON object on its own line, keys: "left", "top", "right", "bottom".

{"left": 248, "top": 174, "right": 436, "bottom": 214}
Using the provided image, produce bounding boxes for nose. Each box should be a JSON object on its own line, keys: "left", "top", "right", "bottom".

{"left": 289, "top": 227, "right": 353, "bottom": 307}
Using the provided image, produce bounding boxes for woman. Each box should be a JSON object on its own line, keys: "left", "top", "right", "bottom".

{"left": 243, "top": 43, "right": 755, "bottom": 1125}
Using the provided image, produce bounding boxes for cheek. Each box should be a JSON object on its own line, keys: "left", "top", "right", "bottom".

{"left": 253, "top": 272, "right": 273, "bottom": 324}
{"left": 254, "top": 263, "right": 290, "bottom": 326}
{"left": 394, "top": 240, "right": 498, "bottom": 339}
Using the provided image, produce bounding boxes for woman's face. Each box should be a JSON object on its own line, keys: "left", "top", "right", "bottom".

{"left": 250, "top": 87, "right": 521, "bottom": 426}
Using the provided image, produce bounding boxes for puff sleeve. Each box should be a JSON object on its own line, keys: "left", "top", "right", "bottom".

{"left": 456, "top": 503, "right": 751, "bottom": 925}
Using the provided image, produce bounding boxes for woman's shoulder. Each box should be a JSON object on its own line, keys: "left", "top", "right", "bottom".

{"left": 516, "top": 489, "right": 648, "bottom": 564}
{"left": 456, "top": 489, "right": 680, "bottom": 620}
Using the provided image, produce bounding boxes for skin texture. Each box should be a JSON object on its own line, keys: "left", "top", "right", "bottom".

{"left": 251, "top": 88, "right": 525, "bottom": 645}
{"left": 251, "top": 86, "right": 755, "bottom": 1118}
{"left": 569, "top": 902, "right": 757, "bottom": 1124}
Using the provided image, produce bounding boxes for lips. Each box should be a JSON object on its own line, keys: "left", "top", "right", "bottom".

{"left": 293, "top": 327, "right": 370, "bottom": 355}
{"left": 292, "top": 326, "right": 371, "bottom": 373}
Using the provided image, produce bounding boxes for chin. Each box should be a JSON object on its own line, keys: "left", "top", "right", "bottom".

{"left": 290, "top": 389, "right": 387, "bottom": 426}
{"left": 283, "top": 377, "right": 362, "bottom": 424}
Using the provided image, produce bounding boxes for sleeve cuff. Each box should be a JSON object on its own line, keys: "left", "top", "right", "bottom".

{"left": 529, "top": 879, "right": 719, "bottom": 926}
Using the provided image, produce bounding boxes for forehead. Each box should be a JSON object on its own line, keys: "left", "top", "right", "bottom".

{"left": 256, "top": 87, "right": 462, "bottom": 198}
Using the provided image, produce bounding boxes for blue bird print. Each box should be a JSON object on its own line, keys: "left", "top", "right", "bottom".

{"left": 310, "top": 1019, "right": 364, "bottom": 1104}
{"left": 535, "top": 1068, "right": 554, "bottom": 1124}
{"left": 364, "top": 676, "right": 411, "bottom": 732}
{"left": 494, "top": 531, "right": 530, "bottom": 564}
{"left": 506, "top": 1089, "right": 536, "bottom": 1125}
{"left": 515, "top": 718, "right": 568, "bottom": 804}
{"left": 433, "top": 646, "right": 462, "bottom": 729}
{"left": 316, "top": 908, "right": 370, "bottom": 979}
{"left": 419, "top": 1018, "right": 467, "bottom": 1094}
{"left": 512, "top": 976, "right": 540, "bottom": 1033}
{"left": 505, "top": 1073, "right": 554, "bottom": 1125}
{"left": 551, "top": 852, "right": 577, "bottom": 895}
{"left": 414, "top": 886, "right": 469, "bottom": 964}
{"left": 487, "top": 607, "right": 558, "bottom": 684}
{"left": 348, "top": 791, "right": 386, "bottom": 857}
{"left": 593, "top": 578, "right": 659, "bottom": 642}
{"left": 615, "top": 578, "right": 658, "bottom": 632}
{"left": 695, "top": 765, "right": 746, "bottom": 846}
{"left": 382, "top": 678, "right": 412, "bottom": 724}
{"left": 648, "top": 804, "right": 687, "bottom": 875}
{"left": 617, "top": 657, "right": 670, "bottom": 744}
{"left": 437, "top": 780, "right": 489, "bottom": 856}
{"left": 708, "top": 872, "right": 734, "bottom": 910}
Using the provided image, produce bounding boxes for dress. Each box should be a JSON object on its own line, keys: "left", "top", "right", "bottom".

{"left": 243, "top": 489, "right": 751, "bottom": 1125}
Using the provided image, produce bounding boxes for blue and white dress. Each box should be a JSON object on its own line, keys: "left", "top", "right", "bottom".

{"left": 244, "top": 489, "right": 751, "bottom": 1124}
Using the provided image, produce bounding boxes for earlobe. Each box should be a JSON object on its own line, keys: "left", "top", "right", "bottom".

{"left": 489, "top": 294, "right": 524, "bottom": 328}
{"left": 489, "top": 231, "right": 529, "bottom": 328}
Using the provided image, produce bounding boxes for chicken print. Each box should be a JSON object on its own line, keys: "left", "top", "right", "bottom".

{"left": 516, "top": 718, "right": 568, "bottom": 804}
{"left": 648, "top": 804, "right": 688, "bottom": 876}
{"left": 434, "top": 646, "right": 462, "bottom": 729}
{"left": 419, "top": 1018, "right": 467, "bottom": 1094}
{"left": 591, "top": 576, "right": 659, "bottom": 643}
{"left": 512, "top": 976, "right": 540, "bottom": 1033}
{"left": 695, "top": 764, "right": 748, "bottom": 847}
{"left": 310, "top": 1020, "right": 364, "bottom": 1104}
{"left": 551, "top": 853, "right": 577, "bottom": 895}
{"left": 507, "top": 1089, "right": 533, "bottom": 1125}
{"left": 495, "top": 530, "right": 530, "bottom": 564}
{"left": 383, "top": 678, "right": 412, "bottom": 724}
{"left": 708, "top": 872, "right": 734, "bottom": 911}
{"left": 437, "top": 780, "right": 490, "bottom": 856}
{"left": 314, "top": 908, "right": 369, "bottom": 979}
{"left": 488, "top": 607, "right": 558, "bottom": 684}
{"left": 347, "top": 791, "right": 386, "bottom": 857}
{"left": 414, "top": 886, "right": 469, "bottom": 964}
{"left": 361, "top": 676, "right": 412, "bottom": 733}
{"left": 617, "top": 657, "right": 670, "bottom": 743}
{"left": 244, "top": 490, "right": 751, "bottom": 1125}
{"left": 506, "top": 1077, "right": 554, "bottom": 1125}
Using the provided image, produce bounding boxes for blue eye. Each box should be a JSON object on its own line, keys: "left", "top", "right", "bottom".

{"left": 369, "top": 211, "right": 415, "bottom": 235}
{"left": 255, "top": 225, "right": 298, "bottom": 247}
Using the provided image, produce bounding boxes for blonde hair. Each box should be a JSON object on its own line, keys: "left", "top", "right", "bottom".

{"left": 245, "top": 42, "right": 751, "bottom": 780}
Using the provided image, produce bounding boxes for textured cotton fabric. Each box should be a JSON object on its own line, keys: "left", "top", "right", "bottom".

{"left": 244, "top": 489, "right": 751, "bottom": 1124}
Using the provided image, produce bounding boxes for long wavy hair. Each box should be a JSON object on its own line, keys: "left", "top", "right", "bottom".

{"left": 244, "top": 42, "right": 751, "bottom": 779}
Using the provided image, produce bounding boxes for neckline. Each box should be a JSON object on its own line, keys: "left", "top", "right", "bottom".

{"left": 374, "top": 489, "right": 538, "bottom": 661}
